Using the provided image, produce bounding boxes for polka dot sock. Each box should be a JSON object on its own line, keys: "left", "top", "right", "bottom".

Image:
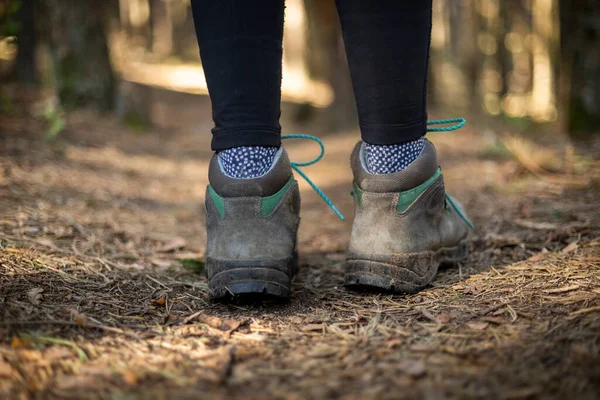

{"left": 218, "top": 146, "right": 279, "bottom": 178}
{"left": 364, "top": 138, "right": 426, "bottom": 174}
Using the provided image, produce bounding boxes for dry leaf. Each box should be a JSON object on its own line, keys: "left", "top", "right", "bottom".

{"left": 527, "top": 253, "right": 546, "bottom": 262}
{"left": 159, "top": 236, "right": 186, "bottom": 252}
{"left": 203, "top": 317, "right": 244, "bottom": 339}
{"left": 74, "top": 313, "right": 87, "bottom": 327}
{"left": 11, "top": 337, "right": 28, "bottom": 349}
{"left": 397, "top": 359, "right": 426, "bottom": 378}
{"left": 17, "top": 350, "right": 42, "bottom": 361}
{"left": 375, "top": 348, "right": 392, "bottom": 356}
{"left": 27, "top": 287, "right": 44, "bottom": 305}
{"left": 0, "top": 359, "right": 14, "bottom": 378}
{"left": 562, "top": 241, "right": 579, "bottom": 254}
{"left": 151, "top": 258, "right": 172, "bottom": 269}
{"left": 466, "top": 322, "right": 489, "bottom": 330}
{"left": 121, "top": 370, "right": 138, "bottom": 386}
{"left": 35, "top": 238, "right": 59, "bottom": 250}
{"left": 483, "top": 317, "right": 505, "bottom": 325}
{"left": 66, "top": 308, "right": 88, "bottom": 327}
{"left": 183, "top": 313, "right": 245, "bottom": 338}
{"left": 409, "top": 343, "right": 432, "bottom": 352}
{"left": 175, "top": 252, "right": 204, "bottom": 260}
{"left": 44, "top": 346, "right": 74, "bottom": 360}
{"left": 175, "top": 325, "right": 205, "bottom": 337}
{"left": 301, "top": 323, "right": 324, "bottom": 332}
{"left": 202, "top": 316, "right": 234, "bottom": 331}
{"left": 435, "top": 313, "right": 451, "bottom": 324}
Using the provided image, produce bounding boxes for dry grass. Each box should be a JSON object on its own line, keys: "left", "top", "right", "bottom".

{"left": 1, "top": 111, "right": 599, "bottom": 399}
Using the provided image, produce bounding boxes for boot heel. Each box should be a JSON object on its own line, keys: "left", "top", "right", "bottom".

{"left": 207, "top": 254, "right": 297, "bottom": 301}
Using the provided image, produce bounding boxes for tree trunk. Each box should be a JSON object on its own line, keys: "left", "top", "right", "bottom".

{"left": 13, "top": 0, "right": 37, "bottom": 85}
{"left": 559, "top": 0, "right": 600, "bottom": 135}
{"left": 304, "top": 0, "right": 357, "bottom": 131}
{"left": 39, "top": 0, "right": 116, "bottom": 111}
{"left": 151, "top": 0, "right": 173, "bottom": 58}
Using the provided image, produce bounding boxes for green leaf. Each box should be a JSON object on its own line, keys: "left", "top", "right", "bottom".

{"left": 46, "top": 117, "right": 65, "bottom": 141}
{"left": 179, "top": 258, "right": 205, "bottom": 274}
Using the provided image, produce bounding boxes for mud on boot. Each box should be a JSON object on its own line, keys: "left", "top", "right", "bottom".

{"left": 345, "top": 140, "right": 473, "bottom": 294}
{"left": 205, "top": 148, "right": 300, "bottom": 301}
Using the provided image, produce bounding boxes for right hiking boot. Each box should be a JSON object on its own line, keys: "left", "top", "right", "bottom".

{"left": 345, "top": 139, "right": 473, "bottom": 293}
{"left": 204, "top": 148, "right": 300, "bottom": 300}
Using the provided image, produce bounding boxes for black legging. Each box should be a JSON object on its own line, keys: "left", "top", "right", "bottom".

{"left": 191, "top": 0, "right": 432, "bottom": 151}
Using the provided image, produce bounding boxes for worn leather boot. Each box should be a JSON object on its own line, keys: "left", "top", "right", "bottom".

{"left": 205, "top": 148, "right": 300, "bottom": 300}
{"left": 345, "top": 140, "right": 473, "bottom": 293}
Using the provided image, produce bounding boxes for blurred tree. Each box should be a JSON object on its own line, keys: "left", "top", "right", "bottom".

{"left": 151, "top": 0, "right": 173, "bottom": 57}
{"left": 560, "top": 0, "right": 600, "bottom": 135}
{"left": 304, "top": 0, "right": 357, "bottom": 130}
{"left": 39, "top": 0, "right": 115, "bottom": 111}
{"left": 12, "top": 0, "right": 37, "bottom": 85}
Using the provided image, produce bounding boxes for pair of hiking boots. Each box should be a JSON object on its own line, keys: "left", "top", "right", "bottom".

{"left": 205, "top": 139, "right": 473, "bottom": 300}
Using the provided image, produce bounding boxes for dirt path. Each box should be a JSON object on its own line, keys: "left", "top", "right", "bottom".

{"left": 1, "top": 105, "right": 599, "bottom": 399}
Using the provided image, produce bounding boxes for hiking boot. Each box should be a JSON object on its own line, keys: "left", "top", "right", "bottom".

{"left": 345, "top": 139, "right": 473, "bottom": 293}
{"left": 205, "top": 148, "right": 300, "bottom": 300}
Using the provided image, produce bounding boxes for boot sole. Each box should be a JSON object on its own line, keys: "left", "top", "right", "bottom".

{"left": 207, "top": 252, "right": 298, "bottom": 301}
{"left": 344, "top": 240, "right": 468, "bottom": 294}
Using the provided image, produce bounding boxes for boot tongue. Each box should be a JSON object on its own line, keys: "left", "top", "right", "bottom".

{"left": 350, "top": 140, "right": 439, "bottom": 193}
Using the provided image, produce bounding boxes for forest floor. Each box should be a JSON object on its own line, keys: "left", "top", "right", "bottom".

{"left": 1, "top": 92, "right": 600, "bottom": 399}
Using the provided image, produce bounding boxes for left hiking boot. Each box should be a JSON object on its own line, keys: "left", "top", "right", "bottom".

{"left": 345, "top": 139, "right": 473, "bottom": 293}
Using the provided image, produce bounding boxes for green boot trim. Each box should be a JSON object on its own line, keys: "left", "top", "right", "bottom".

{"left": 261, "top": 178, "right": 295, "bottom": 216}
{"left": 396, "top": 168, "right": 442, "bottom": 213}
{"left": 207, "top": 185, "right": 225, "bottom": 218}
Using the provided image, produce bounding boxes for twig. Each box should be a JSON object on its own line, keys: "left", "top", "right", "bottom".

{"left": 569, "top": 306, "right": 600, "bottom": 316}
{"left": 476, "top": 302, "right": 507, "bottom": 317}
{"left": 183, "top": 310, "right": 204, "bottom": 324}
{"left": 146, "top": 274, "right": 172, "bottom": 291}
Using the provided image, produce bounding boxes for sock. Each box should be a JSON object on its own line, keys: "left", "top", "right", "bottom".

{"left": 218, "top": 146, "right": 279, "bottom": 178}
{"left": 364, "top": 138, "right": 426, "bottom": 174}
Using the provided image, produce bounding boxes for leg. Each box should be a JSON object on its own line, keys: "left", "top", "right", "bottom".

{"left": 191, "top": 1, "right": 301, "bottom": 300}
{"left": 336, "top": 1, "right": 432, "bottom": 145}
{"left": 339, "top": 2, "right": 473, "bottom": 292}
{"left": 191, "top": 0, "right": 284, "bottom": 151}
{"left": 336, "top": 1, "right": 432, "bottom": 174}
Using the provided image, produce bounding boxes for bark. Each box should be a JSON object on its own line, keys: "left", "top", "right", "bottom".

{"left": 151, "top": 0, "right": 173, "bottom": 57}
{"left": 13, "top": 0, "right": 37, "bottom": 85}
{"left": 39, "top": 0, "right": 116, "bottom": 111}
{"left": 559, "top": 0, "right": 600, "bottom": 135}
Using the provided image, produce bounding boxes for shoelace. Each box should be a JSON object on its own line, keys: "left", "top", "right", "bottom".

{"left": 283, "top": 118, "right": 467, "bottom": 222}
{"left": 426, "top": 118, "right": 474, "bottom": 228}
{"left": 427, "top": 118, "right": 466, "bottom": 132}
{"left": 282, "top": 134, "right": 345, "bottom": 220}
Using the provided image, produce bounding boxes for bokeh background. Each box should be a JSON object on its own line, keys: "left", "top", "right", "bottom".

{"left": 1, "top": 0, "right": 599, "bottom": 138}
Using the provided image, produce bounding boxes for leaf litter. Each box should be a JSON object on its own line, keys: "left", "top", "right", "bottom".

{"left": 0, "top": 113, "right": 599, "bottom": 399}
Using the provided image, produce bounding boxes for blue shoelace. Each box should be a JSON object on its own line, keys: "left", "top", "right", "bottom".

{"left": 283, "top": 118, "right": 467, "bottom": 221}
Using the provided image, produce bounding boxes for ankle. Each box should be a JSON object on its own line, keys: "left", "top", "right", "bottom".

{"left": 363, "top": 138, "right": 425, "bottom": 174}
{"left": 218, "top": 146, "right": 279, "bottom": 178}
